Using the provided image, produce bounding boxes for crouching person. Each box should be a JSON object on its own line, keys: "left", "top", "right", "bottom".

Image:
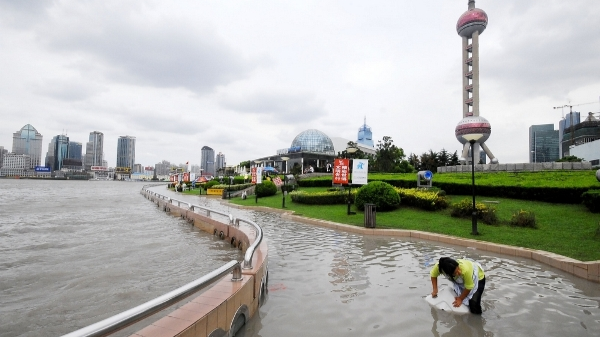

{"left": 430, "top": 257, "right": 486, "bottom": 314}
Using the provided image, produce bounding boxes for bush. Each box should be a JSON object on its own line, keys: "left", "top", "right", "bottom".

{"left": 582, "top": 189, "right": 600, "bottom": 213}
{"left": 509, "top": 210, "right": 537, "bottom": 228}
{"left": 256, "top": 181, "right": 277, "bottom": 197}
{"left": 395, "top": 188, "right": 448, "bottom": 211}
{"left": 450, "top": 199, "right": 498, "bottom": 225}
{"left": 204, "top": 180, "right": 221, "bottom": 189}
{"left": 289, "top": 190, "right": 350, "bottom": 205}
{"left": 355, "top": 181, "right": 400, "bottom": 211}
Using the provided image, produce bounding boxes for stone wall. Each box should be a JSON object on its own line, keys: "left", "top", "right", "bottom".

{"left": 437, "top": 162, "right": 592, "bottom": 173}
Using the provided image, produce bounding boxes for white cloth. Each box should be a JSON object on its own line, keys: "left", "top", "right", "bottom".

{"left": 451, "top": 259, "right": 482, "bottom": 306}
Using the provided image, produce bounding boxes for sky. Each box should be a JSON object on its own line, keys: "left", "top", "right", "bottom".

{"left": 1, "top": 0, "right": 599, "bottom": 168}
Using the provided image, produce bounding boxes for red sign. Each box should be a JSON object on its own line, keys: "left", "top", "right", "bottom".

{"left": 183, "top": 172, "right": 190, "bottom": 181}
{"left": 251, "top": 167, "right": 257, "bottom": 184}
{"left": 333, "top": 159, "right": 350, "bottom": 185}
{"left": 273, "top": 177, "right": 282, "bottom": 186}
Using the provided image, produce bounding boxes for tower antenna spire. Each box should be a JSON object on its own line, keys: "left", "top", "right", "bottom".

{"left": 468, "top": 0, "right": 475, "bottom": 10}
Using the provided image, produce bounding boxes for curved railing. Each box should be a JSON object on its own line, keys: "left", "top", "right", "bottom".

{"left": 62, "top": 186, "right": 263, "bottom": 337}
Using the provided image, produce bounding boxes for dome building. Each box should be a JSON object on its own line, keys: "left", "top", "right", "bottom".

{"left": 254, "top": 129, "right": 337, "bottom": 174}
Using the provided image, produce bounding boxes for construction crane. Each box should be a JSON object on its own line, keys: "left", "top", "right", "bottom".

{"left": 553, "top": 101, "right": 598, "bottom": 147}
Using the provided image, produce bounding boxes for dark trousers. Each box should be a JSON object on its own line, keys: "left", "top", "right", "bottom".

{"left": 468, "top": 277, "right": 486, "bottom": 314}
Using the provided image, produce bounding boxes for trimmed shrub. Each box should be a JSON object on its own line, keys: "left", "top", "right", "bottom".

{"left": 355, "top": 181, "right": 400, "bottom": 211}
{"left": 582, "top": 189, "right": 600, "bottom": 213}
{"left": 509, "top": 210, "right": 537, "bottom": 228}
{"left": 395, "top": 188, "right": 449, "bottom": 211}
{"left": 289, "top": 190, "right": 350, "bottom": 205}
{"left": 255, "top": 181, "right": 277, "bottom": 197}
{"left": 450, "top": 199, "right": 498, "bottom": 225}
{"left": 212, "top": 183, "right": 254, "bottom": 191}
{"left": 204, "top": 180, "right": 221, "bottom": 189}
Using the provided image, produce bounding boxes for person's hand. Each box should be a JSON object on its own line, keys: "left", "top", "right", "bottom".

{"left": 431, "top": 291, "right": 438, "bottom": 298}
{"left": 453, "top": 297, "right": 462, "bottom": 307}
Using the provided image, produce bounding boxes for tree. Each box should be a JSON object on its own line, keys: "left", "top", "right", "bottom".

{"left": 556, "top": 155, "right": 583, "bottom": 162}
{"left": 374, "top": 136, "right": 408, "bottom": 173}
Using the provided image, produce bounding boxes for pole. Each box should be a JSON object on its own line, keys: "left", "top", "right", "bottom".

{"left": 569, "top": 105, "right": 574, "bottom": 148}
{"left": 470, "top": 140, "right": 478, "bottom": 235}
{"left": 282, "top": 176, "right": 286, "bottom": 208}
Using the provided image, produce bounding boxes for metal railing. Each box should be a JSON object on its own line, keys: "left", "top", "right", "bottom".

{"left": 63, "top": 187, "right": 263, "bottom": 337}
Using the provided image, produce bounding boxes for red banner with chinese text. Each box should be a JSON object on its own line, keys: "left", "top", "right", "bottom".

{"left": 333, "top": 159, "right": 350, "bottom": 185}
{"left": 251, "top": 167, "right": 257, "bottom": 184}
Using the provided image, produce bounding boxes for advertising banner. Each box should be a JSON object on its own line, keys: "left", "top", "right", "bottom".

{"left": 352, "top": 159, "right": 369, "bottom": 185}
{"left": 35, "top": 166, "right": 51, "bottom": 172}
{"left": 332, "top": 159, "right": 350, "bottom": 185}
{"left": 252, "top": 167, "right": 264, "bottom": 184}
{"left": 183, "top": 172, "right": 190, "bottom": 182}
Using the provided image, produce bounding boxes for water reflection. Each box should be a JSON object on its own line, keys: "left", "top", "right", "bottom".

{"left": 430, "top": 308, "right": 493, "bottom": 337}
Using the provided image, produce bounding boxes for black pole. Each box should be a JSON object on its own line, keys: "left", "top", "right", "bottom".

{"left": 347, "top": 185, "right": 351, "bottom": 215}
{"left": 470, "top": 139, "right": 478, "bottom": 235}
{"left": 282, "top": 176, "right": 286, "bottom": 208}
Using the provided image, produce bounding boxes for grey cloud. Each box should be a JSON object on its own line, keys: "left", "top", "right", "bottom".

{"left": 32, "top": 79, "right": 107, "bottom": 101}
{"left": 37, "top": 5, "right": 259, "bottom": 94}
{"left": 485, "top": 2, "right": 600, "bottom": 100}
{"left": 219, "top": 91, "right": 327, "bottom": 124}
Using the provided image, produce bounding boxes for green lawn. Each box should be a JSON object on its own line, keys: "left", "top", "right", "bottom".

{"left": 211, "top": 187, "right": 600, "bottom": 262}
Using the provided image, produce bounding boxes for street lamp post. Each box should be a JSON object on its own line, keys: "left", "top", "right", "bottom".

{"left": 346, "top": 145, "right": 358, "bottom": 215}
{"left": 254, "top": 160, "right": 262, "bottom": 204}
{"left": 462, "top": 134, "right": 483, "bottom": 235}
{"left": 281, "top": 156, "right": 289, "bottom": 208}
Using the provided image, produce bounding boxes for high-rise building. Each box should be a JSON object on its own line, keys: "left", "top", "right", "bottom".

{"left": 116, "top": 136, "right": 136, "bottom": 170}
{"left": 562, "top": 112, "right": 600, "bottom": 157}
{"left": 357, "top": 117, "right": 374, "bottom": 147}
{"left": 201, "top": 146, "right": 215, "bottom": 176}
{"left": 85, "top": 131, "right": 104, "bottom": 170}
{"left": 559, "top": 111, "right": 581, "bottom": 158}
{"left": 155, "top": 160, "right": 172, "bottom": 176}
{"left": 0, "top": 146, "right": 8, "bottom": 168}
{"left": 454, "top": 0, "right": 498, "bottom": 164}
{"left": 216, "top": 152, "right": 226, "bottom": 173}
{"left": 12, "top": 124, "right": 43, "bottom": 168}
{"left": 68, "top": 142, "right": 82, "bottom": 161}
{"left": 53, "top": 135, "right": 69, "bottom": 171}
{"left": 529, "top": 124, "right": 559, "bottom": 163}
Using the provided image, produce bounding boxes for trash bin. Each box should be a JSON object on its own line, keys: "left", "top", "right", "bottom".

{"left": 364, "top": 203, "right": 376, "bottom": 228}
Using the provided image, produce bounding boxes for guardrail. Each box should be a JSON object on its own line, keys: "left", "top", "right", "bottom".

{"left": 62, "top": 186, "right": 264, "bottom": 337}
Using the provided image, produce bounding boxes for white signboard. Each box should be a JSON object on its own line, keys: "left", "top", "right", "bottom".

{"left": 352, "top": 159, "right": 369, "bottom": 185}
{"left": 256, "top": 167, "right": 263, "bottom": 184}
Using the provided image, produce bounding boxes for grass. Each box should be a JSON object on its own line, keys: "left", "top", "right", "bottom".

{"left": 180, "top": 176, "right": 600, "bottom": 261}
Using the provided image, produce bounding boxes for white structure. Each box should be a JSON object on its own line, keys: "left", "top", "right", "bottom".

{"left": 0, "top": 154, "right": 32, "bottom": 176}
{"left": 330, "top": 137, "right": 376, "bottom": 156}
{"left": 570, "top": 139, "right": 600, "bottom": 167}
{"left": 454, "top": 0, "right": 498, "bottom": 164}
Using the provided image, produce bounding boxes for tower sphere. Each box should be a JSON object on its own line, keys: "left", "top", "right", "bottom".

{"left": 455, "top": 115, "right": 491, "bottom": 144}
{"left": 456, "top": 8, "right": 488, "bottom": 37}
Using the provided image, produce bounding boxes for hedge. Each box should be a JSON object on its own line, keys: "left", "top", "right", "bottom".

{"left": 395, "top": 188, "right": 448, "bottom": 211}
{"left": 581, "top": 189, "right": 600, "bottom": 213}
{"left": 289, "top": 190, "right": 352, "bottom": 205}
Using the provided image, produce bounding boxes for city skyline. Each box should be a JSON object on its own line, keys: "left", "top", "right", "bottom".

{"left": 1, "top": 1, "right": 599, "bottom": 167}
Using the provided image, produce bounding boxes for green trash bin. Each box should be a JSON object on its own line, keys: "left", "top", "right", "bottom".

{"left": 364, "top": 203, "right": 376, "bottom": 228}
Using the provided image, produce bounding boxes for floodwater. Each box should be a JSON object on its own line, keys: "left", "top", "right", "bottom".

{"left": 1, "top": 181, "right": 599, "bottom": 337}
{"left": 0, "top": 180, "right": 242, "bottom": 337}
{"left": 168, "top": 191, "right": 600, "bottom": 337}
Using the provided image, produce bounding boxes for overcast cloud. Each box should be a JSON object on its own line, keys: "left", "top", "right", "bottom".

{"left": 1, "top": 0, "right": 599, "bottom": 168}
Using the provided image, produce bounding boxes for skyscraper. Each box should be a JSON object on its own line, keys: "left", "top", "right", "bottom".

{"left": 85, "top": 131, "right": 104, "bottom": 170}
{"left": 454, "top": 0, "right": 498, "bottom": 164}
{"left": 559, "top": 111, "right": 581, "bottom": 157}
{"left": 116, "top": 136, "right": 136, "bottom": 170}
{"left": 46, "top": 134, "right": 70, "bottom": 171}
{"left": 68, "top": 141, "right": 82, "bottom": 161}
{"left": 357, "top": 117, "right": 374, "bottom": 147}
{"left": 12, "top": 124, "right": 43, "bottom": 168}
{"left": 529, "top": 124, "right": 559, "bottom": 163}
{"left": 216, "top": 152, "right": 226, "bottom": 173}
{"left": 201, "top": 146, "right": 215, "bottom": 176}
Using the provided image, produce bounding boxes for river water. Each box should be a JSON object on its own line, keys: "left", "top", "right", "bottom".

{"left": 1, "top": 180, "right": 599, "bottom": 337}
{"left": 0, "top": 180, "right": 242, "bottom": 337}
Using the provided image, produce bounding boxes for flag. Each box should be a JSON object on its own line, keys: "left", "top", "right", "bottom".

{"left": 186, "top": 161, "right": 189, "bottom": 164}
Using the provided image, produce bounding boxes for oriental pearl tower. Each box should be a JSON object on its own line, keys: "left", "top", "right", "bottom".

{"left": 455, "top": 0, "right": 498, "bottom": 164}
